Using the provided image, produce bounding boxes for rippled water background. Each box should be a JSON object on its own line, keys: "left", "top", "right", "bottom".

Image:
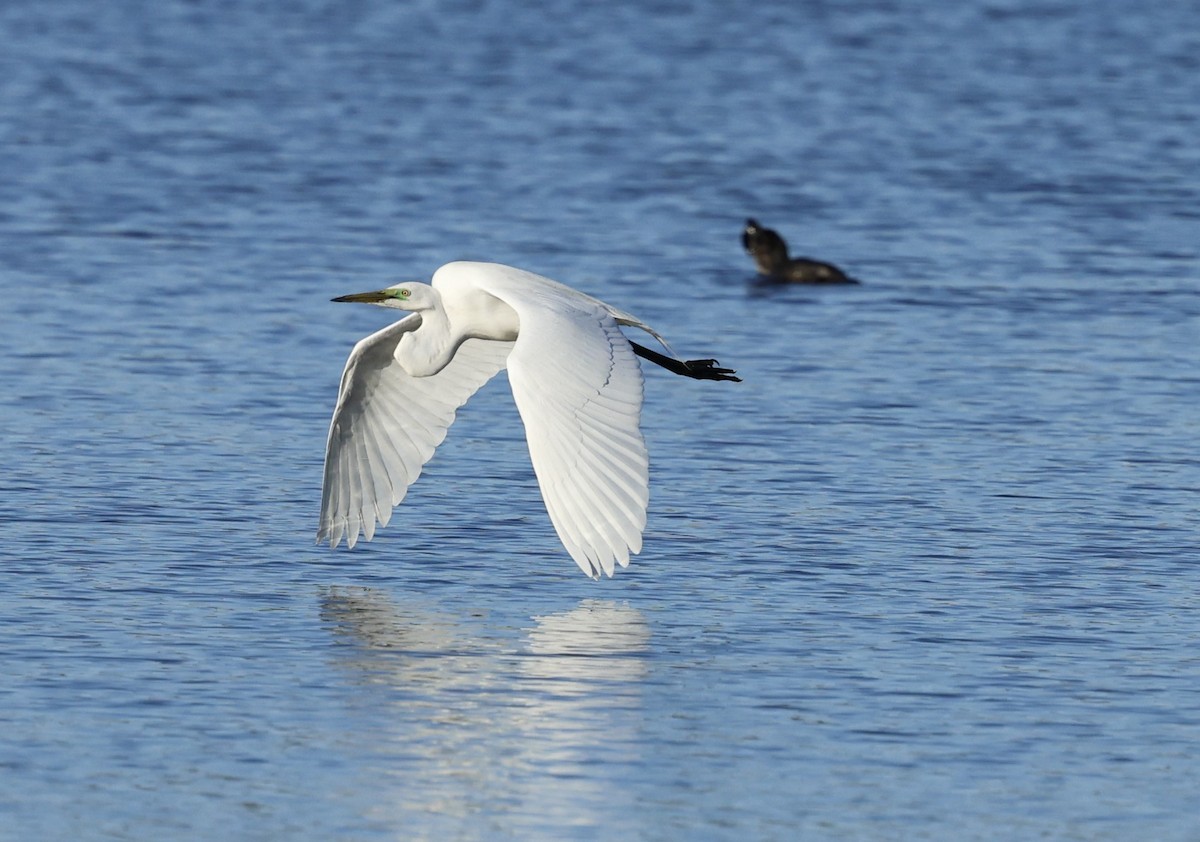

{"left": 2, "top": 0, "right": 1198, "bottom": 839}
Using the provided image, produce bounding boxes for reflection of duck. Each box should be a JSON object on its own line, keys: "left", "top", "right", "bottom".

{"left": 742, "top": 218, "right": 859, "bottom": 284}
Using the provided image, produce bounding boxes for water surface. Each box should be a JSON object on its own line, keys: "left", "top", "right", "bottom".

{"left": 1, "top": 0, "right": 1198, "bottom": 839}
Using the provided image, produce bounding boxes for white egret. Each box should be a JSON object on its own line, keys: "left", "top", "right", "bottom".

{"left": 317, "top": 261, "right": 738, "bottom": 578}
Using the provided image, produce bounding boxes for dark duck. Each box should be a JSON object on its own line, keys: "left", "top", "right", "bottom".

{"left": 742, "top": 218, "right": 858, "bottom": 284}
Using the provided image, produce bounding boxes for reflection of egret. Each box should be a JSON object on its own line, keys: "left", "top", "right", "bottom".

{"left": 319, "top": 589, "right": 650, "bottom": 836}
{"left": 317, "top": 261, "right": 738, "bottom": 578}
{"left": 526, "top": 600, "right": 651, "bottom": 684}
{"left": 320, "top": 586, "right": 461, "bottom": 654}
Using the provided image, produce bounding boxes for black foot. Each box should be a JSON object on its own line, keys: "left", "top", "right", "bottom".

{"left": 630, "top": 341, "right": 741, "bottom": 382}
{"left": 681, "top": 358, "right": 742, "bottom": 382}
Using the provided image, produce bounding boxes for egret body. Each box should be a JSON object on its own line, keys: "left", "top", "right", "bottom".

{"left": 318, "top": 261, "right": 737, "bottom": 578}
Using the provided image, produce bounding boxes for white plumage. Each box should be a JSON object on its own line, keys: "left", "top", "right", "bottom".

{"left": 318, "top": 261, "right": 736, "bottom": 578}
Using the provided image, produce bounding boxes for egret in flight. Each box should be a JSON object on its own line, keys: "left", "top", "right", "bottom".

{"left": 318, "top": 261, "right": 738, "bottom": 578}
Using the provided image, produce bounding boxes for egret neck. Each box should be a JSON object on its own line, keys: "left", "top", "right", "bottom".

{"left": 398, "top": 287, "right": 519, "bottom": 378}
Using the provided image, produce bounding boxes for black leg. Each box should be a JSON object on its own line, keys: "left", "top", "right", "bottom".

{"left": 630, "top": 341, "right": 741, "bottom": 382}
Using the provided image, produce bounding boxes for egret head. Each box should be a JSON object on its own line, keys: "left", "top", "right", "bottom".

{"left": 332, "top": 282, "right": 435, "bottom": 311}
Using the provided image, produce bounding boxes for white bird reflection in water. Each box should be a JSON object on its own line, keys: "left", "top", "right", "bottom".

{"left": 526, "top": 599, "right": 650, "bottom": 681}
{"left": 319, "top": 588, "right": 651, "bottom": 837}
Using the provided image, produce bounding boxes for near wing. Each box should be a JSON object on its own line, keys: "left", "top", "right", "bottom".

{"left": 317, "top": 314, "right": 513, "bottom": 549}
{"left": 475, "top": 266, "right": 650, "bottom": 578}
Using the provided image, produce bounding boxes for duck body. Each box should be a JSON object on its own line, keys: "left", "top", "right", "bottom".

{"left": 742, "top": 218, "right": 859, "bottom": 284}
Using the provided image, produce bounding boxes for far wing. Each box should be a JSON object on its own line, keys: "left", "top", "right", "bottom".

{"left": 318, "top": 314, "right": 513, "bottom": 549}
{"left": 475, "top": 268, "right": 649, "bottom": 578}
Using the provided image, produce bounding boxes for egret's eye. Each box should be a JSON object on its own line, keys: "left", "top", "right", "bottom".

{"left": 396, "top": 289, "right": 411, "bottom": 299}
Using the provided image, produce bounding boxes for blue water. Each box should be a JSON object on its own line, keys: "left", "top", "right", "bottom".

{"left": 2, "top": 0, "right": 1198, "bottom": 838}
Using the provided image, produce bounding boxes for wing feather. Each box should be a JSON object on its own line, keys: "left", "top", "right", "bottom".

{"left": 318, "top": 314, "right": 513, "bottom": 548}
{"left": 461, "top": 264, "right": 650, "bottom": 578}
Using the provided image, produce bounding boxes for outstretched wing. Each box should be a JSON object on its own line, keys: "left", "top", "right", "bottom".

{"left": 457, "top": 263, "right": 649, "bottom": 578}
{"left": 318, "top": 313, "right": 513, "bottom": 549}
